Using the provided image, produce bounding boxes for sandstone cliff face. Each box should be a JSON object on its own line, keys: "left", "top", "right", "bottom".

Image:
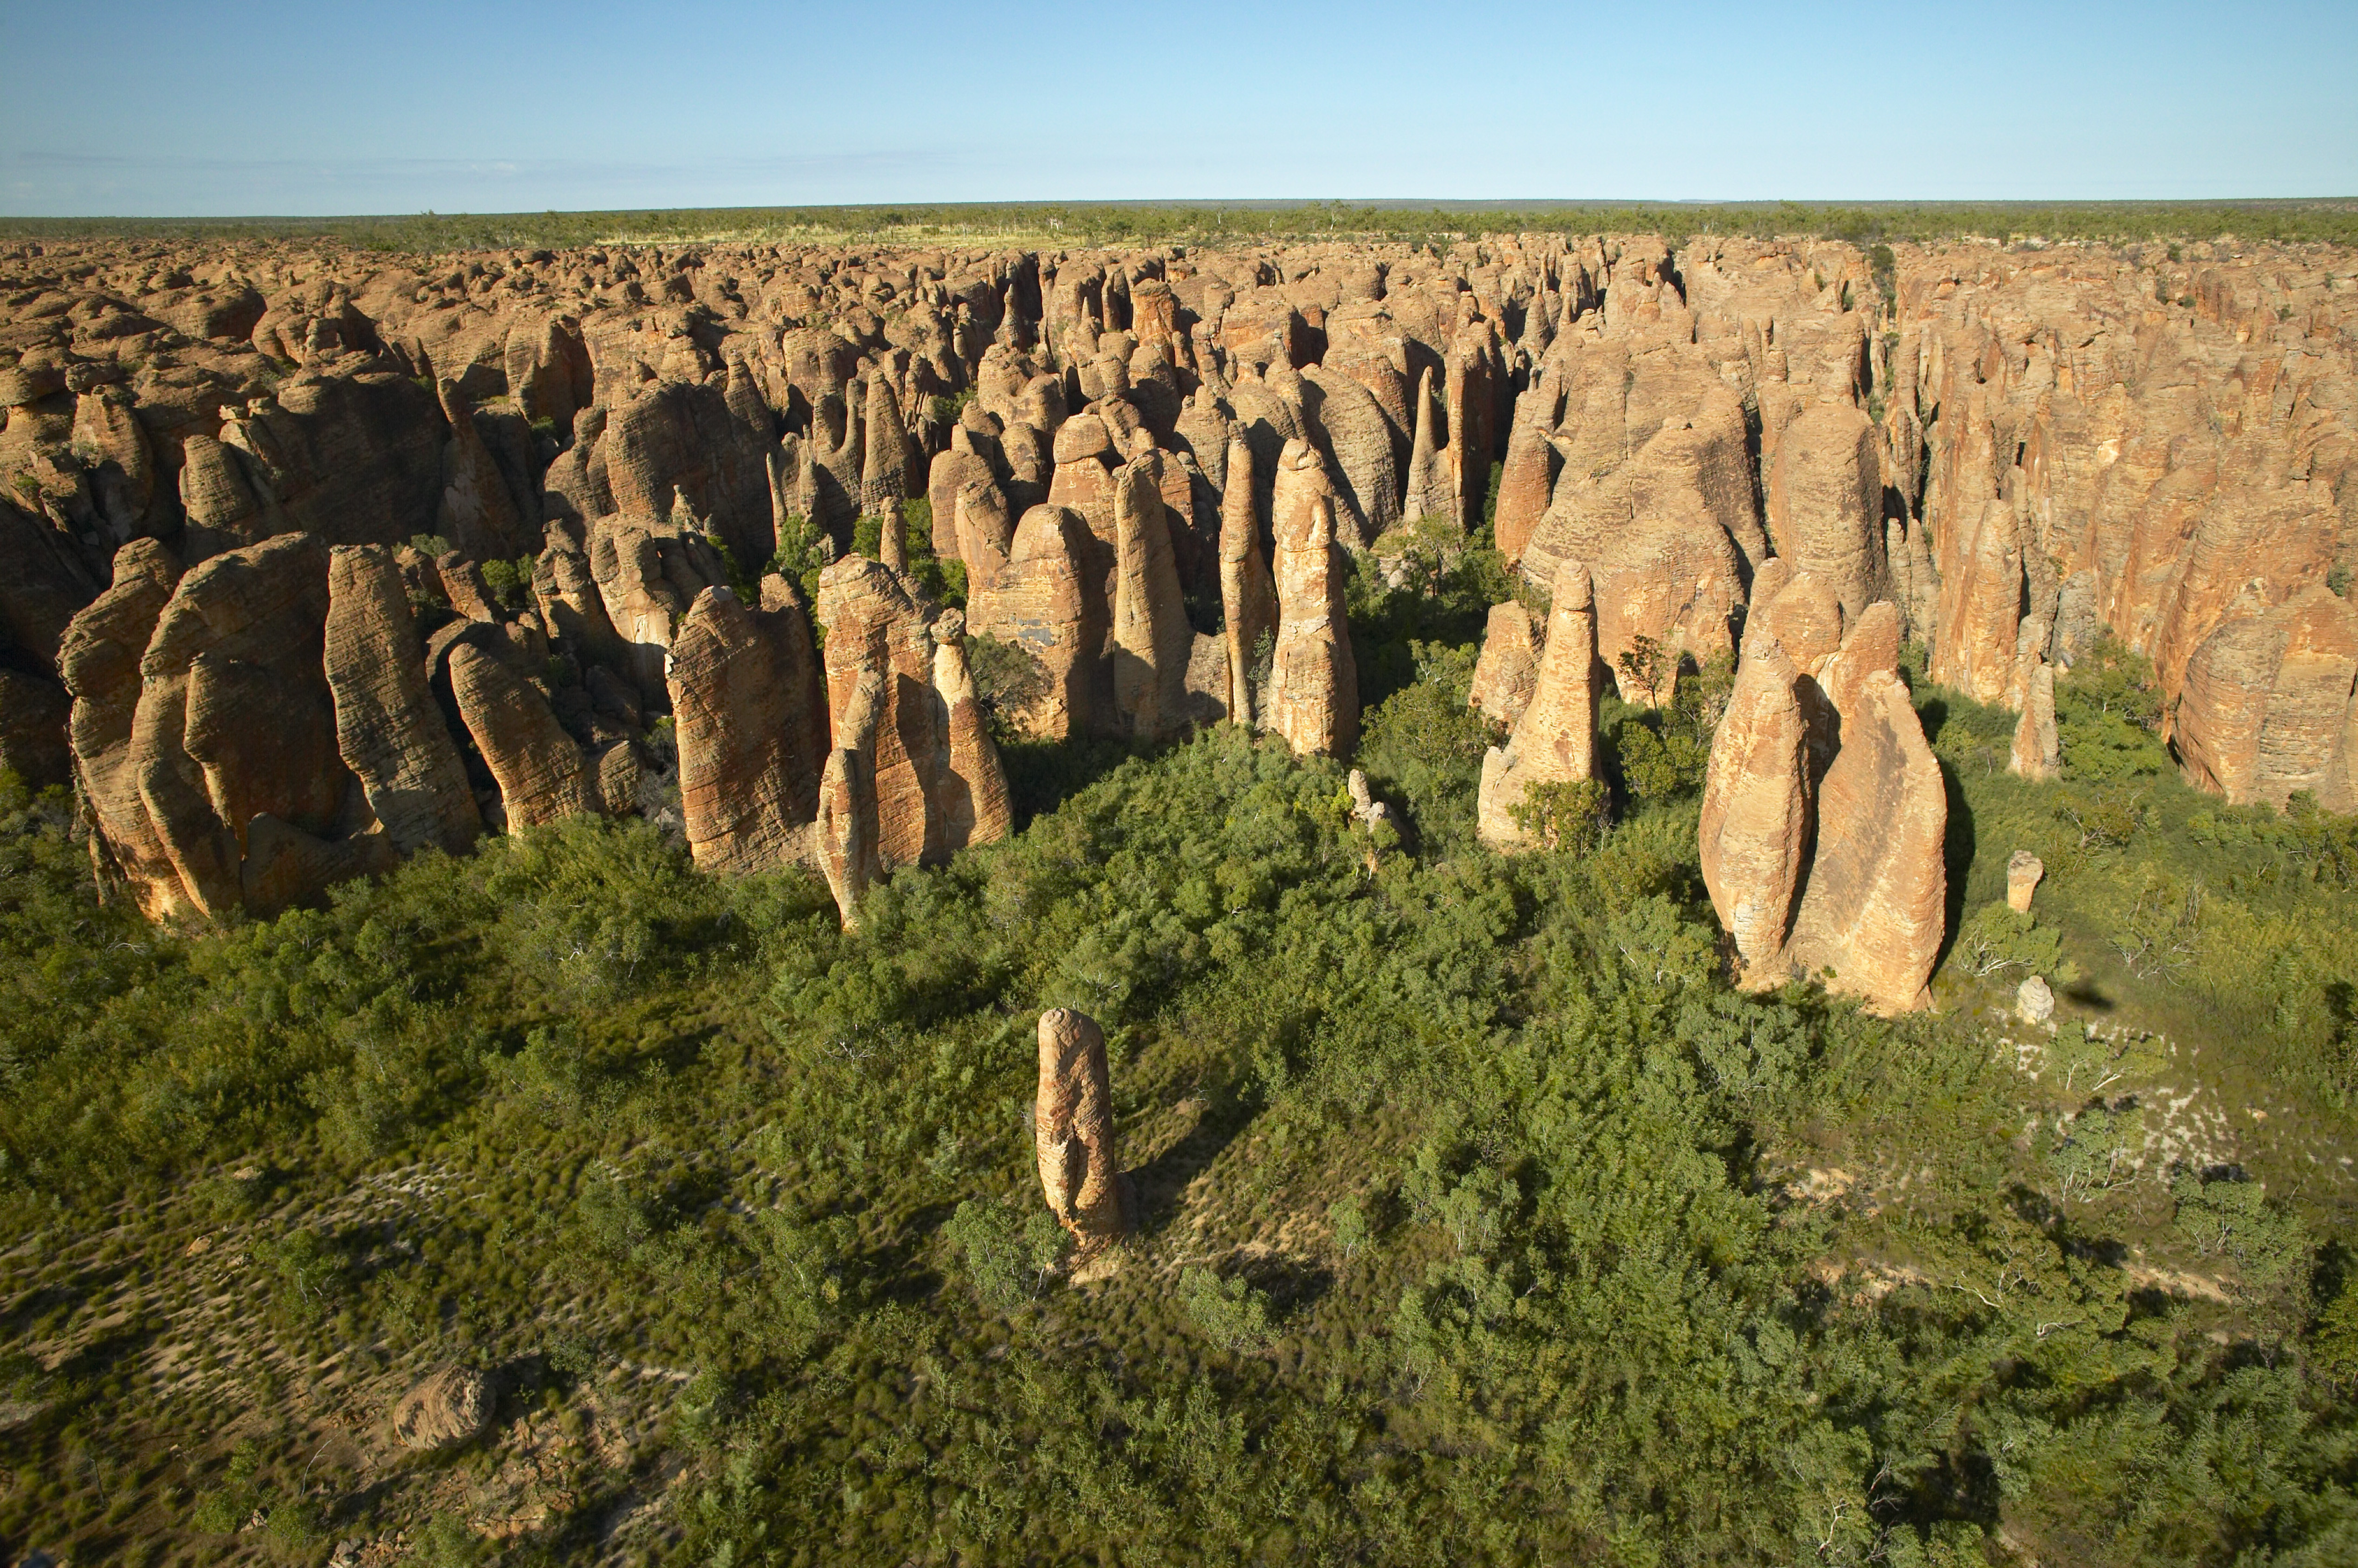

{"left": 1477, "top": 561, "right": 1600, "bottom": 851}
{"left": 1895, "top": 242, "right": 2358, "bottom": 801}
{"left": 1035, "top": 1008, "right": 1127, "bottom": 1251}
{"left": 323, "top": 545, "right": 480, "bottom": 856}
{"left": 667, "top": 580, "right": 826, "bottom": 875}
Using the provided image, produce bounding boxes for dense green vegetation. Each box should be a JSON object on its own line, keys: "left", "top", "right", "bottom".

{"left": 2, "top": 552, "right": 2356, "bottom": 1565}
{"left": 6, "top": 199, "right": 2356, "bottom": 254}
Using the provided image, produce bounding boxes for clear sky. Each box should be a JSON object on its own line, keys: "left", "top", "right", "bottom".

{"left": 2, "top": 0, "right": 2352, "bottom": 215}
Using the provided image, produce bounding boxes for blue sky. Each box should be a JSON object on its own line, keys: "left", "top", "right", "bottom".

{"left": 2, "top": 0, "right": 2352, "bottom": 215}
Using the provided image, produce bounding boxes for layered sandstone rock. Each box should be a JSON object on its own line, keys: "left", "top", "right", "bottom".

{"left": 1265, "top": 441, "right": 1357, "bottom": 758}
{"left": 815, "top": 554, "right": 1012, "bottom": 879}
{"left": 968, "top": 505, "right": 1094, "bottom": 739}
{"left": 1468, "top": 602, "right": 1539, "bottom": 728}
{"left": 448, "top": 639, "right": 597, "bottom": 830}
{"left": 59, "top": 539, "right": 185, "bottom": 916}
{"left": 1110, "top": 454, "right": 1192, "bottom": 742}
{"left": 323, "top": 545, "right": 480, "bottom": 856}
{"left": 1218, "top": 428, "right": 1277, "bottom": 727}
{"left": 1699, "top": 588, "right": 1946, "bottom": 1013}
{"left": 1477, "top": 561, "right": 1600, "bottom": 852}
{"left": 1034, "top": 1008, "right": 1127, "bottom": 1251}
{"left": 2008, "top": 661, "right": 2061, "bottom": 783}
{"left": 667, "top": 580, "right": 826, "bottom": 874}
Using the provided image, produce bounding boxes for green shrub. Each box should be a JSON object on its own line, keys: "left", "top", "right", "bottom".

{"left": 1178, "top": 1264, "right": 1271, "bottom": 1350}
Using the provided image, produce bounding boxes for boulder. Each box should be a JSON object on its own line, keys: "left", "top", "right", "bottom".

{"left": 390, "top": 1366, "right": 493, "bottom": 1451}
{"left": 2006, "top": 850, "right": 2044, "bottom": 914}
{"left": 1035, "top": 1008, "right": 1127, "bottom": 1251}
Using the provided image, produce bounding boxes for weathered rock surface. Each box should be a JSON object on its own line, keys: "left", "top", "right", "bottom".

{"left": 2007, "top": 850, "right": 2045, "bottom": 914}
{"left": 667, "top": 580, "right": 825, "bottom": 874}
{"left": 12, "top": 229, "right": 2358, "bottom": 927}
{"left": 1035, "top": 1008, "right": 1126, "bottom": 1251}
{"left": 391, "top": 1366, "right": 493, "bottom": 1451}
{"left": 1478, "top": 561, "right": 1600, "bottom": 851}
{"left": 323, "top": 544, "right": 480, "bottom": 855}
{"left": 1468, "top": 602, "right": 1539, "bottom": 729}
{"left": 1266, "top": 441, "right": 1357, "bottom": 758}
{"left": 1700, "top": 589, "right": 1946, "bottom": 1012}
{"left": 448, "top": 639, "right": 596, "bottom": 830}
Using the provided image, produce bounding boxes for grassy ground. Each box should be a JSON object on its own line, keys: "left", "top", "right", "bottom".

{"left": 1, "top": 557, "right": 2354, "bottom": 1565}
{"left": 4, "top": 200, "right": 2354, "bottom": 254}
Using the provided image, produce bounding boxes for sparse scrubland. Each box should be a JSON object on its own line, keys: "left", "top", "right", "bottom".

{"left": 3, "top": 536, "right": 2355, "bottom": 1567}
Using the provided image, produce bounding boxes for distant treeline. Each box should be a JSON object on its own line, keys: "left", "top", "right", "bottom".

{"left": 3, "top": 199, "right": 2357, "bottom": 253}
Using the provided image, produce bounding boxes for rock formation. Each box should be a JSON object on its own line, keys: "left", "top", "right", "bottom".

{"left": 1468, "top": 602, "right": 1539, "bottom": 729}
{"left": 8, "top": 227, "right": 2355, "bottom": 929}
{"left": 2007, "top": 850, "right": 2044, "bottom": 914}
{"left": 1478, "top": 561, "right": 1600, "bottom": 851}
{"left": 323, "top": 544, "right": 480, "bottom": 856}
{"left": 667, "top": 579, "right": 826, "bottom": 875}
{"left": 1266, "top": 440, "right": 1357, "bottom": 757}
{"left": 1034, "top": 1008, "right": 1127, "bottom": 1250}
{"left": 1699, "top": 576, "right": 1945, "bottom": 1013}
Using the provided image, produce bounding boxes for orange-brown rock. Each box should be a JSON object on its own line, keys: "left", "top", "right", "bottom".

{"left": 2175, "top": 583, "right": 2358, "bottom": 810}
{"left": 447, "top": 639, "right": 597, "bottom": 830}
{"left": 667, "top": 580, "right": 826, "bottom": 874}
{"left": 1762, "top": 401, "right": 1889, "bottom": 622}
{"left": 1783, "top": 668, "right": 1947, "bottom": 1013}
{"left": 1702, "top": 597, "right": 1945, "bottom": 1011}
{"left": 1266, "top": 441, "right": 1357, "bottom": 757}
{"left": 967, "top": 505, "right": 1095, "bottom": 740}
{"left": 1477, "top": 561, "right": 1600, "bottom": 851}
{"left": 815, "top": 668, "right": 883, "bottom": 927}
{"left": 928, "top": 609, "right": 1013, "bottom": 852}
{"left": 2007, "top": 850, "right": 2045, "bottom": 914}
{"left": 1110, "top": 454, "right": 1192, "bottom": 742}
{"left": 59, "top": 539, "right": 183, "bottom": 916}
{"left": 323, "top": 545, "right": 480, "bottom": 856}
{"left": 1468, "top": 602, "right": 1539, "bottom": 728}
{"left": 1035, "top": 1008, "right": 1127, "bottom": 1250}
{"left": 135, "top": 533, "right": 355, "bottom": 919}
{"left": 1698, "top": 641, "right": 1813, "bottom": 985}
{"left": 2008, "top": 661, "right": 2061, "bottom": 782}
